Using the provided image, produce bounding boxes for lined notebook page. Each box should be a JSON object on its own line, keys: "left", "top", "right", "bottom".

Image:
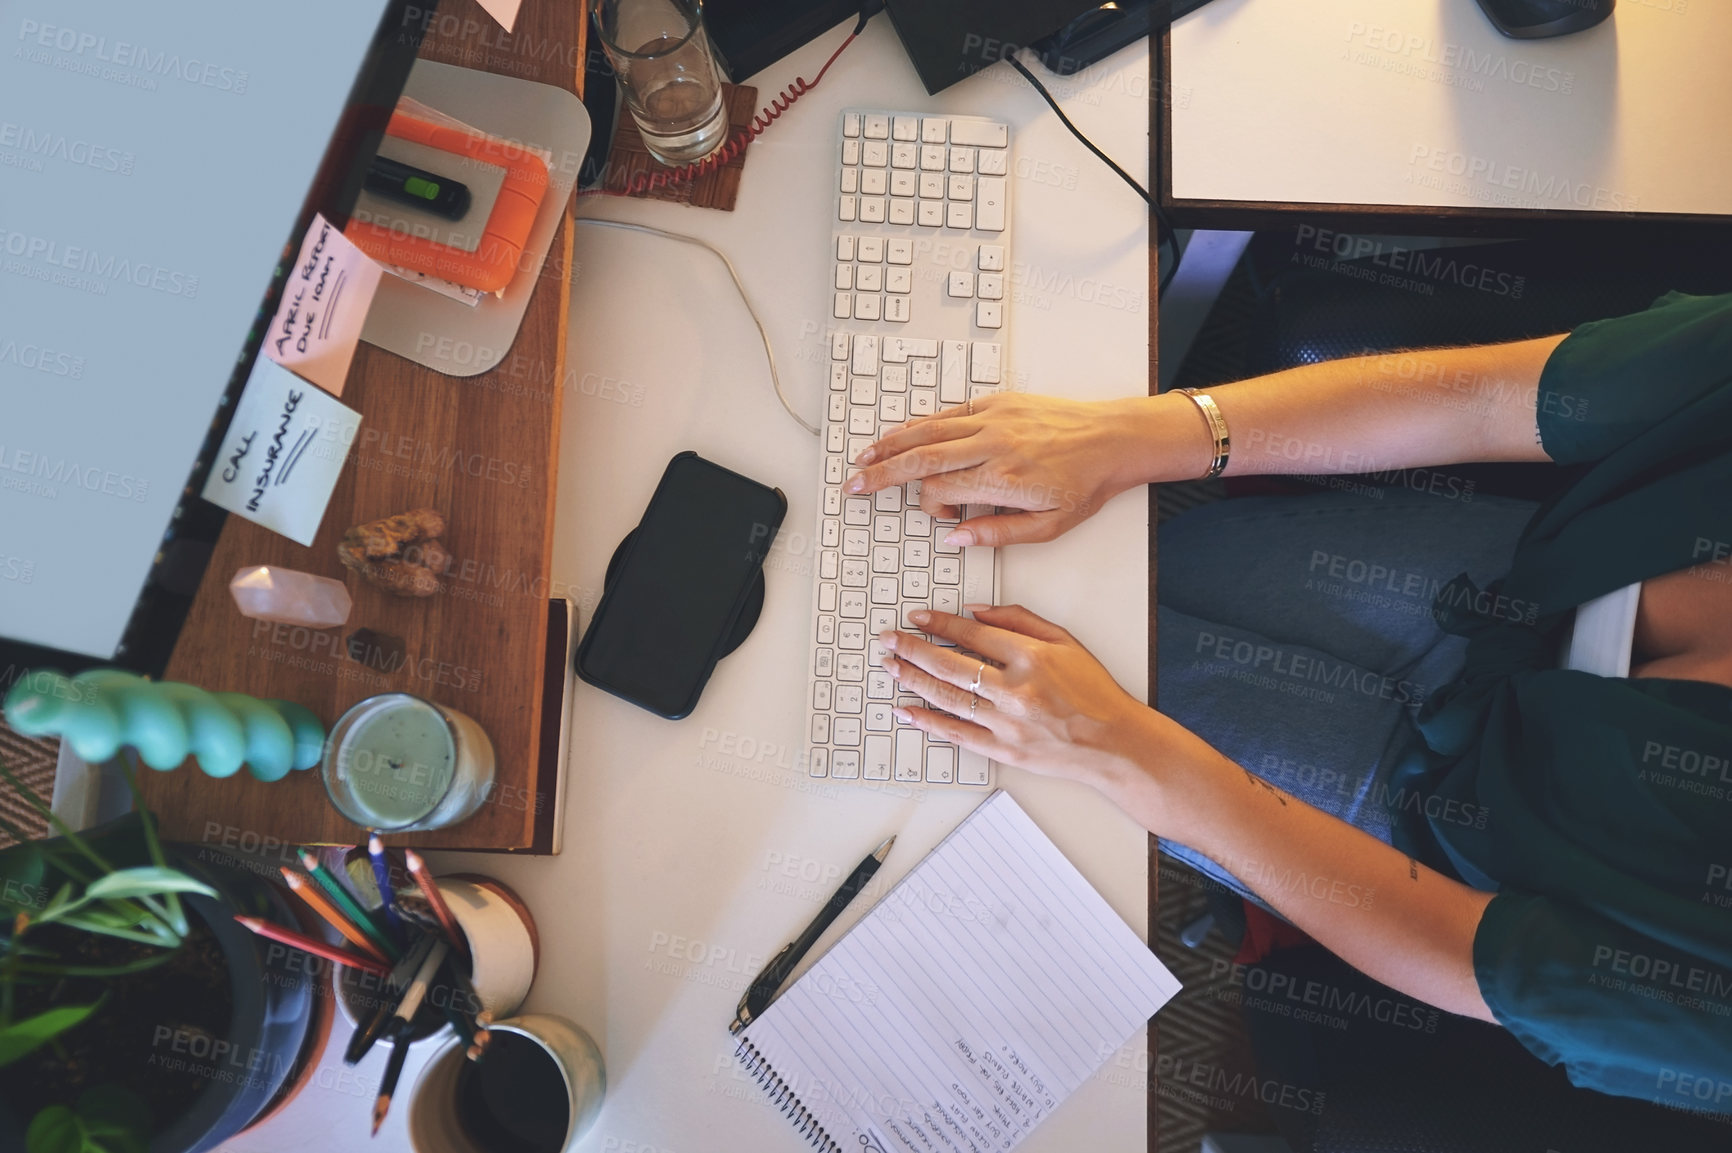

{"left": 737, "top": 790, "right": 1181, "bottom": 1153}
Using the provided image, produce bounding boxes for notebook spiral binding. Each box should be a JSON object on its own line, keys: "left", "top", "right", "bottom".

{"left": 736, "top": 1037, "right": 844, "bottom": 1153}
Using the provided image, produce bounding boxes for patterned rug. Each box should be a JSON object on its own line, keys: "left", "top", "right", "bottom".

{"left": 1154, "top": 240, "right": 1281, "bottom": 1152}
{"left": 0, "top": 720, "right": 59, "bottom": 847}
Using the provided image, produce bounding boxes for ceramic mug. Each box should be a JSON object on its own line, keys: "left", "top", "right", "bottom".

{"left": 407, "top": 1013, "right": 605, "bottom": 1153}
{"left": 436, "top": 874, "right": 538, "bottom": 1018}
{"left": 331, "top": 874, "right": 537, "bottom": 1036}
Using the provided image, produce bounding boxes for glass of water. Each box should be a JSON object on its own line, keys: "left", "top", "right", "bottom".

{"left": 596, "top": 0, "right": 729, "bottom": 167}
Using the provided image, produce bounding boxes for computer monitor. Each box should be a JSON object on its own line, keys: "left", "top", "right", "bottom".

{"left": 0, "top": 0, "right": 427, "bottom": 680}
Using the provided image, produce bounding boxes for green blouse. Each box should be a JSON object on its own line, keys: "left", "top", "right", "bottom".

{"left": 1392, "top": 291, "right": 1732, "bottom": 1114}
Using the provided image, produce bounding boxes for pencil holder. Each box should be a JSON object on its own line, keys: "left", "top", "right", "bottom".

{"left": 333, "top": 959, "right": 451, "bottom": 1044}
{"left": 434, "top": 874, "right": 539, "bottom": 1019}
{"left": 330, "top": 872, "right": 535, "bottom": 1041}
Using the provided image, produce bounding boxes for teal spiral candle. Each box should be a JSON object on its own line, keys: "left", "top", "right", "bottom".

{"left": 3, "top": 669, "right": 323, "bottom": 781}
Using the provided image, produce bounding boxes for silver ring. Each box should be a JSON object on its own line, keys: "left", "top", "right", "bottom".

{"left": 968, "top": 661, "right": 985, "bottom": 696}
{"left": 969, "top": 693, "right": 979, "bottom": 721}
{"left": 967, "top": 397, "right": 975, "bottom": 417}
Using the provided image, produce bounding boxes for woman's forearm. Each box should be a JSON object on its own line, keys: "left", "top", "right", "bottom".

{"left": 1099, "top": 712, "right": 1497, "bottom": 1022}
{"left": 1123, "top": 335, "right": 1567, "bottom": 484}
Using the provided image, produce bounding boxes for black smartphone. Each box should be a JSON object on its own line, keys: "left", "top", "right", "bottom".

{"left": 576, "top": 452, "right": 787, "bottom": 719}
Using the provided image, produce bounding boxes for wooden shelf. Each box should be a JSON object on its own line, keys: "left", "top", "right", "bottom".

{"left": 140, "top": 0, "right": 585, "bottom": 852}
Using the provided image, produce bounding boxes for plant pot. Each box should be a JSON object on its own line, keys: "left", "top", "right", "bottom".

{"left": 0, "top": 815, "right": 319, "bottom": 1153}
{"left": 147, "top": 848, "right": 319, "bottom": 1153}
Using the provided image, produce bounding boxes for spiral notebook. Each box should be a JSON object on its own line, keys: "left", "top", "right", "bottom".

{"left": 734, "top": 790, "right": 1181, "bottom": 1153}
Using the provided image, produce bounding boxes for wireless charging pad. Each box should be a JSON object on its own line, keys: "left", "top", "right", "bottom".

{"left": 603, "top": 529, "right": 764, "bottom": 658}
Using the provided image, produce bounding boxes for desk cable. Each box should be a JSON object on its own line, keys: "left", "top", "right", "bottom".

{"left": 1005, "top": 50, "right": 1181, "bottom": 284}
{"left": 567, "top": 5, "right": 884, "bottom": 436}
{"left": 569, "top": 217, "right": 820, "bottom": 437}
{"left": 568, "top": 4, "right": 1158, "bottom": 440}
{"left": 580, "top": 5, "right": 877, "bottom": 202}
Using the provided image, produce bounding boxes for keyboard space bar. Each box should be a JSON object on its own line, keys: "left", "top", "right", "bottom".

{"left": 962, "top": 546, "right": 995, "bottom": 607}
{"left": 961, "top": 505, "right": 997, "bottom": 607}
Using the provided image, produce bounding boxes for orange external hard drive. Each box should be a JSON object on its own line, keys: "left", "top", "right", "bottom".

{"left": 345, "top": 113, "right": 549, "bottom": 295}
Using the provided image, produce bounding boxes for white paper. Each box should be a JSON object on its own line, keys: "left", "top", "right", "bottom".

{"left": 263, "top": 212, "right": 381, "bottom": 396}
{"left": 201, "top": 358, "right": 361, "bottom": 546}
{"left": 740, "top": 792, "right": 1181, "bottom": 1153}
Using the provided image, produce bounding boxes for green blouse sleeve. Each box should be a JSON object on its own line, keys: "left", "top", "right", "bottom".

{"left": 1536, "top": 290, "right": 1732, "bottom": 465}
{"left": 1474, "top": 891, "right": 1732, "bottom": 1114}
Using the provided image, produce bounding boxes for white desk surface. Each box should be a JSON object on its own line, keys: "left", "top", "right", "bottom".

{"left": 226, "top": 19, "right": 1153, "bottom": 1153}
{"left": 1171, "top": 0, "right": 1732, "bottom": 216}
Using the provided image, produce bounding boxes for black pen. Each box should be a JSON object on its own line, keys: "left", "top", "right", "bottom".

{"left": 730, "top": 835, "right": 895, "bottom": 1035}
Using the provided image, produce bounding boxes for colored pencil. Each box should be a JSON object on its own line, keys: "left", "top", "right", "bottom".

{"left": 233, "top": 915, "right": 391, "bottom": 977}
{"left": 367, "top": 834, "right": 405, "bottom": 942}
{"left": 465, "top": 1007, "right": 495, "bottom": 1061}
{"left": 279, "top": 867, "right": 392, "bottom": 964}
{"left": 403, "top": 850, "right": 465, "bottom": 958}
{"left": 372, "top": 940, "right": 447, "bottom": 1136}
{"left": 440, "top": 952, "right": 484, "bottom": 1019}
{"left": 300, "top": 849, "right": 401, "bottom": 961}
{"left": 373, "top": 1029, "right": 409, "bottom": 1137}
{"left": 431, "top": 952, "right": 479, "bottom": 1046}
{"left": 440, "top": 1003, "right": 476, "bottom": 1047}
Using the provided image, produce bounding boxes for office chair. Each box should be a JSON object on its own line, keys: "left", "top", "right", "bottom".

{"left": 1240, "top": 943, "right": 1730, "bottom": 1153}
{"left": 1239, "top": 235, "right": 1732, "bottom": 379}
{"left": 1171, "top": 230, "right": 1732, "bottom": 1153}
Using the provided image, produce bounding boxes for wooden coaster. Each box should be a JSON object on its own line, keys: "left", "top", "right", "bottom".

{"left": 601, "top": 83, "right": 758, "bottom": 211}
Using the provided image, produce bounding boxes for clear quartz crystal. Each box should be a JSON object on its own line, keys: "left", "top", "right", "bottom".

{"left": 229, "top": 565, "right": 352, "bottom": 627}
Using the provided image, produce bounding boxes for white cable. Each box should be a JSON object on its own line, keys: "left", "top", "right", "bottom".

{"left": 570, "top": 216, "right": 821, "bottom": 437}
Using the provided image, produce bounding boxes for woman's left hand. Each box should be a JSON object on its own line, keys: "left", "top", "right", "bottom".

{"left": 880, "top": 605, "right": 1159, "bottom": 791}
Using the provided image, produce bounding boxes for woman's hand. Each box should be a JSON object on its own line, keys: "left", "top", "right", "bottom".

{"left": 846, "top": 393, "right": 1185, "bottom": 548}
{"left": 884, "top": 608, "right": 1500, "bottom": 1024}
{"left": 880, "top": 604, "right": 1182, "bottom": 794}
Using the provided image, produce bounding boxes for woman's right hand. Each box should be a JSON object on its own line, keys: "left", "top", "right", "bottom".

{"left": 880, "top": 604, "right": 1172, "bottom": 796}
{"left": 845, "top": 392, "right": 1199, "bottom": 547}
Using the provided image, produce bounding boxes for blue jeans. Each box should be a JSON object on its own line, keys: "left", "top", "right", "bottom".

{"left": 1154, "top": 487, "right": 1535, "bottom": 904}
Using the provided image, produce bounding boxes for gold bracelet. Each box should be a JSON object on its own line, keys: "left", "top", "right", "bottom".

{"left": 1175, "top": 388, "right": 1230, "bottom": 479}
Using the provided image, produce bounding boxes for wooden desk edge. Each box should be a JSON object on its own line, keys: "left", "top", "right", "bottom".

{"left": 145, "top": 2, "right": 586, "bottom": 854}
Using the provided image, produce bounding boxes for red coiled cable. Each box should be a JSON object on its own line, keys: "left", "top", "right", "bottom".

{"left": 581, "top": 27, "right": 861, "bottom": 199}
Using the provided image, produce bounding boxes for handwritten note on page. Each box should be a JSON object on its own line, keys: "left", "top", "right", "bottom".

{"left": 201, "top": 357, "right": 360, "bottom": 546}
{"left": 738, "top": 791, "right": 1181, "bottom": 1153}
{"left": 263, "top": 212, "right": 381, "bottom": 396}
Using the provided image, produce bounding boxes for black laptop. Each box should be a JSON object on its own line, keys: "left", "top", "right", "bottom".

{"left": 705, "top": 0, "right": 1107, "bottom": 93}
{"left": 882, "top": 0, "right": 1103, "bottom": 92}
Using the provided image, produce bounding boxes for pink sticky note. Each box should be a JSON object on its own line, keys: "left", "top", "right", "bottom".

{"left": 477, "top": 0, "right": 523, "bottom": 33}
{"left": 264, "top": 213, "right": 382, "bottom": 397}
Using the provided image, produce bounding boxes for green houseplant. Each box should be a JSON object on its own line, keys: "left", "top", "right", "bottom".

{"left": 0, "top": 758, "right": 215, "bottom": 1153}
{"left": 0, "top": 757, "right": 320, "bottom": 1153}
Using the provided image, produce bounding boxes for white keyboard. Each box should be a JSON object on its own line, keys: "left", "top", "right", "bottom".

{"left": 806, "top": 110, "right": 1011, "bottom": 789}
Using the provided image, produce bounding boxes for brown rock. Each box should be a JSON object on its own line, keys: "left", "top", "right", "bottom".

{"left": 339, "top": 508, "right": 449, "bottom": 597}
